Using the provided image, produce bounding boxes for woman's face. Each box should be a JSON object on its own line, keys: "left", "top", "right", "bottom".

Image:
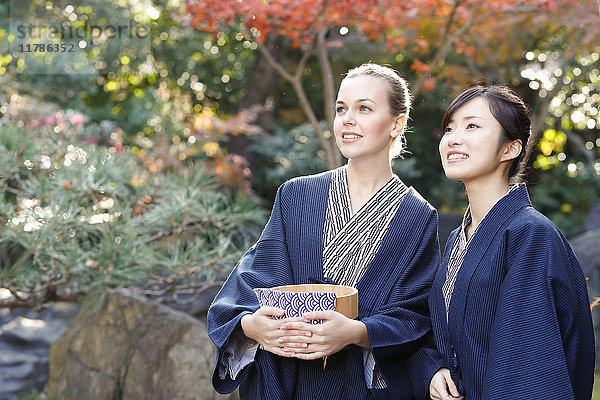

{"left": 439, "top": 97, "right": 514, "bottom": 185}
{"left": 333, "top": 75, "right": 404, "bottom": 162}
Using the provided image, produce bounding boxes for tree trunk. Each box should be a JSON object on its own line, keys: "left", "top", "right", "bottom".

{"left": 315, "top": 29, "right": 341, "bottom": 167}
{"left": 253, "top": 33, "right": 341, "bottom": 170}
{"left": 228, "top": 38, "right": 284, "bottom": 166}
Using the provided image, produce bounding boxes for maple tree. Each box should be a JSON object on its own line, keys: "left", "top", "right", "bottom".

{"left": 429, "top": 0, "right": 600, "bottom": 143}
{"left": 182, "top": 0, "right": 580, "bottom": 169}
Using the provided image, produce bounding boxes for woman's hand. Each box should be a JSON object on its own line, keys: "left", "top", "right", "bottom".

{"left": 278, "top": 310, "right": 370, "bottom": 360}
{"left": 429, "top": 368, "right": 463, "bottom": 400}
{"left": 240, "top": 306, "right": 311, "bottom": 357}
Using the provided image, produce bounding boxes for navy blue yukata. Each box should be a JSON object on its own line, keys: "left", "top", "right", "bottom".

{"left": 207, "top": 171, "right": 443, "bottom": 400}
{"left": 430, "top": 184, "right": 595, "bottom": 399}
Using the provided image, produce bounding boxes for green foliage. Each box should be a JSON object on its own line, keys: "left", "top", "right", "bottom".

{"left": 0, "top": 0, "right": 257, "bottom": 148}
{"left": 397, "top": 85, "right": 468, "bottom": 212}
{"left": 0, "top": 121, "right": 266, "bottom": 308}
{"left": 250, "top": 122, "right": 329, "bottom": 201}
{"left": 1, "top": 0, "right": 597, "bottom": 250}
{"left": 519, "top": 47, "right": 599, "bottom": 237}
{"left": 9, "top": 388, "right": 40, "bottom": 400}
{"left": 530, "top": 165, "right": 600, "bottom": 237}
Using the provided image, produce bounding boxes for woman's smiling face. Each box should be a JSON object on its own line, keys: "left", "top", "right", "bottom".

{"left": 333, "top": 75, "right": 405, "bottom": 163}
{"left": 439, "top": 97, "right": 510, "bottom": 185}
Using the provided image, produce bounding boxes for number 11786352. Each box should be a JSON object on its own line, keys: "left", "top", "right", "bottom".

{"left": 18, "top": 43, "right": 75, "bottom": 53}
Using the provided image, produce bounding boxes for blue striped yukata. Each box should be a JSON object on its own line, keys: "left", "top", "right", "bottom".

{"left": 322, "top": 167, "right": 408, "bottom": 389}
{"left": 429, "top": 183, "right": 595, "bottom": 399}
{"left": 441, "top": 186, "right": 518, "bottom": 318}
{"left": 207, "top": 169, "right": 443, "bottom": 400}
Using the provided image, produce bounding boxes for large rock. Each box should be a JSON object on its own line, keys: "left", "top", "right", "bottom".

{"left": 569, "top": 211, "right": 600, "bottom": 368}
{"left": 48, "top": 290, "right": 238, "bottom": 400}
{"left": 571, "top": 229, "right": 600, "bottom": 282}
{"left": 0, "top": 301, "right": 77, "bottom": 400}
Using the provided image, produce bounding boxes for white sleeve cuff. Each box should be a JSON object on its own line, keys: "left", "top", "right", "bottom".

{"left": 363, "top": 348, "right": 387, "bottom": 389}
{"left": 219, "top": 328, "right": 259, "bottom": 380}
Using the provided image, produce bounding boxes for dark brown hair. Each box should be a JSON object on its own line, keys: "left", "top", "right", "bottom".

{"left": 441, "top": 85, "right": 532, "bottom": 183}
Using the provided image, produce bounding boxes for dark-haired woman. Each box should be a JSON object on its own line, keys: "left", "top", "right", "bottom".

{"left": 428, "top": 85, "right": 595, "bottom": 400}
{"left": 208, "top": 63, "right": 442, "bottom": 400}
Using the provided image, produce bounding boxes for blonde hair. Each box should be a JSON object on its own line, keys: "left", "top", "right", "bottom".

{"left": 343, "top": 62, "right": 411, "bottom": 158}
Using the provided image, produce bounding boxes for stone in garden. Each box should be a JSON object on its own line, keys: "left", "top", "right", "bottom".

{"left": 48, "top": 290, "right": 237, "bottom": 400}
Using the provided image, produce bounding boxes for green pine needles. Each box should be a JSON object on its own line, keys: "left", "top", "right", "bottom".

{"left": 0, "top": 123, "right": 266, "bottom": 309}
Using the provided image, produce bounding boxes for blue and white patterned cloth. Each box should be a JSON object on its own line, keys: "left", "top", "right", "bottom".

{"left": 210, "top": 169, "right": 442, "bottom": 399}
{"left": 221, "top": 166, "right": 409, "bottom": 389}
{"left": 253, "top": 287, "right": 336, "bottom": 319}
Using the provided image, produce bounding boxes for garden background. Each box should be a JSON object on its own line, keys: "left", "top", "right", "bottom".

{"left": 0, "top": 0, "right": 599, "bottom": 398}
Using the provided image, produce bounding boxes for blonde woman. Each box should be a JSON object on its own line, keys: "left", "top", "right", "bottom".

{"left": 208, "top": 63, "right": 442, "bottom": 400}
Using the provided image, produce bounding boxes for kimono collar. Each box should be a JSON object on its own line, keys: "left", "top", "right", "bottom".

{"left": 460, "top": 184, "right": 521, "bottom": 242}
{"left": 441, "top": 183, "right": 533, "bottom": 355}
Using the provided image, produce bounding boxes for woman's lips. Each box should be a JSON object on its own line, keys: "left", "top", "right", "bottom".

{"left": 341, "top": 132, "right": 362, "bottom": 142}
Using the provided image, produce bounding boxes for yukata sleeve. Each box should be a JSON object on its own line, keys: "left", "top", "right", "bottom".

{"left": 360, "top": 208, "right": 442, "bottom": 400}
{"left": 482, "top": 223, "right": 594, "bottom": 400}
{"left": 206, "top": 182, "right": 295, "bottom": 394}
{"left": 217, "top": 328, "right": 259, "bottom": 382}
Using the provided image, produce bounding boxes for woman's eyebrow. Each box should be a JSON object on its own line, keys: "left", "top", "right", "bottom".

{"left": 336, "top": 98, "right": 376, "bottom": 105}
{"left": 462, "top": 115, "right": 484, "bottom": 121}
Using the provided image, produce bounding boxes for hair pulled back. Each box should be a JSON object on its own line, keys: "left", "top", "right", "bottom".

{"left": 343, "top": 63, "right": 411, "bottom": 158}
{"left": 441, "top": 85, "right": 532, "bottom": 183}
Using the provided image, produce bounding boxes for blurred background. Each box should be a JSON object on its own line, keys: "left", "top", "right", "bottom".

{"left": 0, "top": 0, "right": 599, "bottom": 399}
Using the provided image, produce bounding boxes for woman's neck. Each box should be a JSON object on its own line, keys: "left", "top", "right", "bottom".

{"left": 346, "top": 158, "right": 394, "bottom": 195}
{"left": 464, "top": 178, "right": 511, "bottom": 238}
